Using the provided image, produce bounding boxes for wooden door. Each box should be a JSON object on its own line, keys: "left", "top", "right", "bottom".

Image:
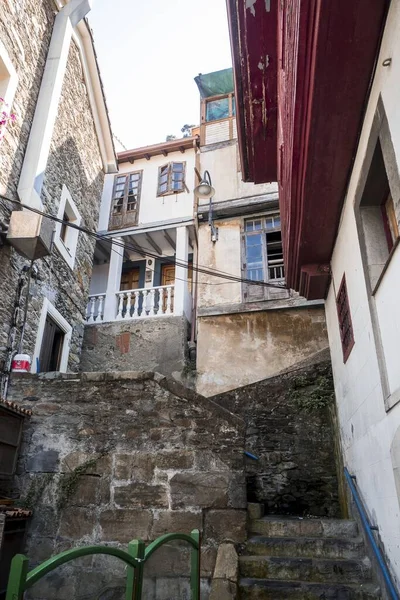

{"left": 120, "top": 267, "right": 140, "bottom": 291}
{"left": 39, "top": 316, "right": 64, "bottom": 372}
{"left": 161, "top": 264, "right": 175, "bottom": 312}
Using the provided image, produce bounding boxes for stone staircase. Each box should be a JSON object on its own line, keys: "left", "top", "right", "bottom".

{"left": 239, "top": 504, "right": 382, "bottom": 599}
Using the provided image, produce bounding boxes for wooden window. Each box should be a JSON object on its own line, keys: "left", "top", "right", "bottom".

{"left": 0, "top": 407, "right": 23, "bottom": 477}
{"left": 60, "top": 211, "right": 69, "bottom": 243}
{"left": 242, "top": 215, "right": 285, "bottom": 302}
{"left": 109, "top": 171, "right": 142, "bottom": 230}
{"left": 382, "top": 193, "right": 399, "bottom": 252}
{"left": 336, "top": 275, "right": 355, "bottom": 363}
{"left": 205, "top": 93, "right": 235, "bottom": 122}
{"left": 157, "top": 162, "right": 186, "bottom": 196}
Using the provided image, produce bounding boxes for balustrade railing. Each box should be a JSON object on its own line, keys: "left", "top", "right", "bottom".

{"left": 86, "top": 294, "right": 106, "bottom": 323}
{"left": 116, "top": 285, "right": 174, "bottom": 320}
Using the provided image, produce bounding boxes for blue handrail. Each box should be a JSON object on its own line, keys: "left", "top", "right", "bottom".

{"left": 344, "top": 467, "right": 399, "bottom": 600}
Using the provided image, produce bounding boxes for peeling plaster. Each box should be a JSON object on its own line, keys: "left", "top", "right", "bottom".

{"left": 246, "top": 0, "right": 257, "bottom": 17}
{"left": 246, "top": 0, "right": 270, "bottom": 17}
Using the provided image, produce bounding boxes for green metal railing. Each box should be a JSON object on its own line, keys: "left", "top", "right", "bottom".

{"left": 5, "top": 529, "right": 200, "bottom": 600}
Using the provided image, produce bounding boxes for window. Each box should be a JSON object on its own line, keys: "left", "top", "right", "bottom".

{"left": 358, "top": 140, "right": 399, "bottom": 290}
{"left": 109, "top": 171, "right": 142, "bottom": 230}
{"left": 32, "top": 298, "right": 72, "bottom": 374}
{"left": 0, "top": 406, "right": 23, "bottom": 477}
{"left": 0, "top": 40, "right": 18, "bottom": 142}
{"left": 157, "top": 162, "right": 186, "bottom": 196}
{"left": 242, "top": 215, "right": 286, "bottom": 301}
{"left": 205, "top": 93, "right": 235, "bottom": 122}
{"left": 54, "top": 185, "right": 81, "bottom": 269}
{"left": 336, "top": 275, "right": 354, "bottom": 363}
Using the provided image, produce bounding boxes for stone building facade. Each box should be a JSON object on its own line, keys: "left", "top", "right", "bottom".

{"left": 0, "top": 0, "right": 116, "bottom": 382}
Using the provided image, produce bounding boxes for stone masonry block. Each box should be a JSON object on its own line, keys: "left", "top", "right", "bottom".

{"left": 144, "top": 543, "right": 191, "bottom": 577}
{"left": 209, "top": 578, "right": 237, "bottom": 600}
{"left": 213, "top": 543, "right": 239, "bottom": 581}
{"left": 59, "top": 507, "right": 96, "bottom": 540}
{"left": 154, "top": 450, "right": 194, "bottom": 470}
{"left": 114, "top": 482, "right": 168, "bottom": 508}
{"left": 114, "top": 453, "right": 155, "bottom": 481}
{"left": 204, "top": 510, "right": 246, "bottom": 543}
{"left": 170, "top": 472, "right": 230, "bottom": 509}
{"left": 99, "top": 509, "right": 153, "bottom": 542}
{"left": 150, "top": 510, "right": 202, "bottom": 538}
{"left": 26, "top": 449, "right": 59, "bottom": 473}
{"left": 61, "top": 452, "right": 112, "bottom": 475}
{"left": 69, "top": 475, "right": 110, "bottom": 506}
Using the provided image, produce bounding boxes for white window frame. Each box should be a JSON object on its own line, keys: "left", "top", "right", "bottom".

{"left": 54, "top": 185, "right": 82, "bottom": 269}
{"left": 0, "top": 39, "right": 18, "bottom": 139}
{"left": 31, "top": 298, "right": 72, "bottom": 374}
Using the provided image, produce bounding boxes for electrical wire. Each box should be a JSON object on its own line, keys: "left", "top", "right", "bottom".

{"left": 0, "top": 195, "right": 288, "bottom": 290}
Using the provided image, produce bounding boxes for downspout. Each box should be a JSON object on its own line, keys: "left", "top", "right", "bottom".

{"left": 17, "top": 0, "right": 93, "bottom": 209}
{"left": 190, "top": 137, "right": 200, "bottom": 351}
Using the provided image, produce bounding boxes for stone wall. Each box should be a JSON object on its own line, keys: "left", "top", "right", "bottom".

{"left": 0, "top": 3, "right": 104, "bottom": 374}
{"left": 196, "top": 306, "right": 328, "bottom": 396}
{"left": 214, "top": 349, "right": 341, "bottom": 518}
{"left": 80, "top": 317, "right": 189, "bottom": 377}
{"left": 7, "top": 371, "right": 246, "bottom": 599}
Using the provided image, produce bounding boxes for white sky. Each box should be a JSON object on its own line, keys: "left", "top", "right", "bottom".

{"left": 88, "top": 0, "right": 233, "bottom": 151}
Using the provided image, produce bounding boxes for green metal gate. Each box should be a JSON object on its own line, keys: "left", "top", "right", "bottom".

{"left": 5, "top": 529, "right": 200, "bottom": 600}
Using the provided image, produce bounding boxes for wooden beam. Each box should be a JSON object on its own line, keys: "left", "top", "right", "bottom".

{"left": 145, "top": 233, "right": 162, "bottom": 255}
{"left": 128, "top": 236, "right": 146, "bottom": 257}
{"left": 145, "top": 153, "right": 151, "bottom": 161}
{"left": 162, "top": 149, "right": 168, "bottom": 157}
{"left": 163, "top": 229, "right": 176, "bottom": 252}
{"left": 179, "top": 146, "right": 185, "bottom": 154}
{"left": 129, "top": 158, "right": 134, "bottom": 164}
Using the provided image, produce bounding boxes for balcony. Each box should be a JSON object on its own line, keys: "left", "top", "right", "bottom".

{"left": 86, "top": 284, "right": 176, "bottom": 322}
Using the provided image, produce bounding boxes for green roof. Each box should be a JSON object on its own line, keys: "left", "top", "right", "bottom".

{"left": 194, "top": 68, "right": 234, "bottom": 99}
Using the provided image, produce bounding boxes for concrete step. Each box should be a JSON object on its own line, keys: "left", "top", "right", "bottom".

{"left": 244, "top": 536, "right": 365, "bottom": 559}
{"left": 250, "top": 516, "right": 358, "bottom": 538}
{"left": 239, "top": 556, "right": 372, "bottom": 584}
{"left": 239, "top": 578, "right": 382, "bottom": 599}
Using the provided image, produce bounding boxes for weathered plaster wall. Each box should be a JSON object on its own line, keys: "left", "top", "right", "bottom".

{"left": 215, "top": 349, "right": 341, "bottom": 517}
{"left": 196, "top": 307, "right": 328, "bottom": 397}
{"left": 324, "top": 0, "right": 400, "bottom": 585}
{"left": 80, "top": 316, "right": 189, "bottom": 377}
{"left": 0, "top": 12, "right": 104, "bottom": 373}
{"left": 198, "top": 142, "right": 277, "bottom": 205}
{"left": 8, "top": 371, "right": 246, "bottom": 599}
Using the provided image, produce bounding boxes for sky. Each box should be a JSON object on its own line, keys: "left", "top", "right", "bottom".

{"left": 88, "top": 0, "right": 233, "bottom": 151}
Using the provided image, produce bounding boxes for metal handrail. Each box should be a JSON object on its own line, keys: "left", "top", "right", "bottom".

{"left": 344, "top": 467, "right": 399, "bottom": 600}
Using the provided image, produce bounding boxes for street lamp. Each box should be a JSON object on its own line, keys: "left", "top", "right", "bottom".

{"left": 194, "top": 170, "right": 218, "bottom": 243}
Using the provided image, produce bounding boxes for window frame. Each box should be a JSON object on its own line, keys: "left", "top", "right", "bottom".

{"left": 203, "top": 92, "right": 236, "bottom": 124}
{"left": 156, "top": 162, "right": 186, "bottom": 197}
{"left": 242, "top": 213, "right": 286, "bottom": 302}
{"left": 54, "top": 185, "right": 81, "bottom": 270}
{"left": 111, "top": 170, "right": 143, "bottom": 215}
{"left": 0, "top": 405, "right": 24, "bottom": 479}
{"left": 31, "top": 298, "right": 72, "bottom": 374}
{"left": 0, "top": 39, "right": 18, "bottom": 143}
{"left": 336, "top": 274, "right": 355, "bottom": 363}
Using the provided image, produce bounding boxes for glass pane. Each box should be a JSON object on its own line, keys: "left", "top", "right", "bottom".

{"left": 247, "top": 268, "right": 264, "bottom": 281}
{"left": 206, "top": 97, "right": 230, "bottom": 122}
{"left": 160, "top": 166, "right": 168, "bottom": 175}
{"left": 113, "top": 198, "right": 123, "bottom": 214}
{"left": 172, "top": 173, "right": 184, "bottom": 181}
{"left": 130, "top": 173, "right": 140, "bottom": 181}
{"left": 172, "top": 162, "right": 184, "bottom": 172}
{"left": 245, "top": 220, "right": 262, "bottom": 231}
{"left": 232, "top": 96, "right": 236, "bottom": 116}
{"left": 159, "top": 183, "right": 168, "bottom": 194}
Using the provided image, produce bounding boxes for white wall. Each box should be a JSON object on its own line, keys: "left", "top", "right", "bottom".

{"left": 198, "top": 143, "right": 278, "bottom": 205}
{"left": 98, "top": 148, "right": 196, "bottom": 232}
{"left": 89, "top": 262, "right": 109, "bottom": 295}
{"left": 325, "top": 0, "right": 400, "bottom": 583}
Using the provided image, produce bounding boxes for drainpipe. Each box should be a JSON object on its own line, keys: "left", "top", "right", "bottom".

{"left": 17, "top": 0, "right": 93, "bottom": 209}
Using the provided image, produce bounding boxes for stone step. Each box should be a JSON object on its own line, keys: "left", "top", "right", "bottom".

{"left": 244, "top": 536, "right": 365, "bottom": 559}
{"left": 239, "top": 578, "right": 382, "bottom": 599}
{"left": 250, "top": 516, "right": 358, "bottom": 538}
{"left": 239, "top": 556, "right": 372, "bottom": 584}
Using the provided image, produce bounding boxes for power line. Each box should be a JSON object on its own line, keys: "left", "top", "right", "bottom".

{"left": 0, "top": 195, "right": 288, "bottom": 290}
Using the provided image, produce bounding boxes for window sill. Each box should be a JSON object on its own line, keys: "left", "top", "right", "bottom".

{"left": 157, "top": 190, "right": 185, "bottom": 198}
{"left": 372, "top": 235, "right": 400, "bottom": 295}
{"left": 54, "top": 236, "right": 75, "bottom": 270}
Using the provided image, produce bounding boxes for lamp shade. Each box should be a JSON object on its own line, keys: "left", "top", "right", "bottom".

{"left": 194, "top": 180, "right": 215, "bottom": 199}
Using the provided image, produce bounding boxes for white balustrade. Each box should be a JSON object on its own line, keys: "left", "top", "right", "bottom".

{"left": 114, "top": 285, "right": 174, "bottom": 320}
{"left": 86, "top": 294, "right": 106, "bottom": 323}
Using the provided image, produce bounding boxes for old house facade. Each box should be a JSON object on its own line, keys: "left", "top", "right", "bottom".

{"left": 227, "top": 0, "right": 400, "bottom": 589}
{"left": 81, "top": 136, "right": 197, "bottom": 376}
{"left": 0, "top": 0, "right": 116, "bottom": 384}
{"left": 194, "top": 70, "right": 328, "bottom": 396}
